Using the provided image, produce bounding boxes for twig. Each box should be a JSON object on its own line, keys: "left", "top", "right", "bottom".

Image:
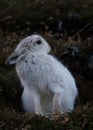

{"left": 72, "top": 21, "right": 93, "bottom": 39}
{"left": 0, "top": 121, "right": 5, "bottom": 128}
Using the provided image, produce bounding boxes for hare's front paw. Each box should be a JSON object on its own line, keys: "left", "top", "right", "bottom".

{"left": 52, "top": 93, "right": 64, "bottom": 115}
{"left": 34, "top": 99, "right": 43, "bottom": 115}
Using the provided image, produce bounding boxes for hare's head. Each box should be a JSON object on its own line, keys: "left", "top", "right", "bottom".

{"left": 6, "top": 35, "right": 51, "bottom": 65}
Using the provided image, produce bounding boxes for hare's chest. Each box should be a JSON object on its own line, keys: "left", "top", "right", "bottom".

{"left": 16, "top": 59, "right": 39, "bottom": 80}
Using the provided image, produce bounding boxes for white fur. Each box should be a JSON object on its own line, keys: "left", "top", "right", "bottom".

{"left": 7, "top": 34, "right": 78, "bottom": 115}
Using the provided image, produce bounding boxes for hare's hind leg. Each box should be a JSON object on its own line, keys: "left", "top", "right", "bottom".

{"left": 51, "top": 86, "right": 64, "bottom": 114}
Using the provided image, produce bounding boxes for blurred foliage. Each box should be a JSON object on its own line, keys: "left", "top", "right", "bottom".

{"left": 0, "top": 0, "right": 93, "bottom": 17}
{"left": 0, "top": 0, "right": 93, "bottom": 35}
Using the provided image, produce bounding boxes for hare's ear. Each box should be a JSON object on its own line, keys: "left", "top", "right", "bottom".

{"left": 6, "top": 52, "right": 19, "bottom": 65}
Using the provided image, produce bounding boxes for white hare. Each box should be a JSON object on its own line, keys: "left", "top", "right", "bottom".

{"left": 6, "top": 34, "right": 78, "bottom": 115}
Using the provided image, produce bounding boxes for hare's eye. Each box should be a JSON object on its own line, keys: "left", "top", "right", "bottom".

{"left": 36, "top": 40, "right": 42, "bottom": 45}
{"left": 24, "top": 45, "right": 27, "bottom": 48}
{"left": 24, "top": 44, "right": 28, "bottom": 48}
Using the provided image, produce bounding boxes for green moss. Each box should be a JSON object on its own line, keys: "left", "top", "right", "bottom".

{"left": 68, "top": 104, "right": 93, "bottom": 130}
{"left": 27, "top": 115, "right": 58, "bottom": 130}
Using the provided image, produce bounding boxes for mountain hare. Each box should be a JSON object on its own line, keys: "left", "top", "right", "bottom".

{"left": 6, "top": 34, "right": 78, "bottom": 115}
